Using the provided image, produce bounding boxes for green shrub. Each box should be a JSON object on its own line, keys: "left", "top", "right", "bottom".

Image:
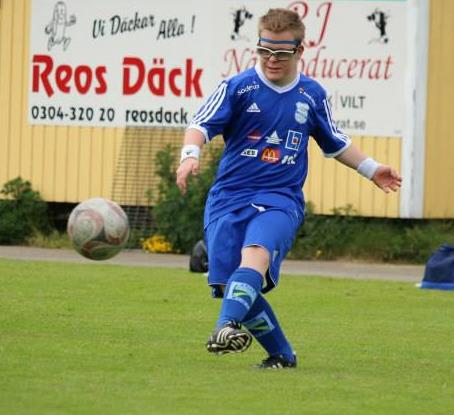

{"left": 290, "top": 203, "right": 359, "bottom": 260}
{"left": 26, "top": 230, "right": 72, "bottom": 249}
{"left": 382, "top": 221, "right": 454, "bottom": 263}
{"left": 149, "top": 145, "right": 221, "bottom": 253}
{"left": 290, "top": 204, "right": 454, "bottom": 264}
{"left": 0, "top": 177, "right": 51, "bottom": 244}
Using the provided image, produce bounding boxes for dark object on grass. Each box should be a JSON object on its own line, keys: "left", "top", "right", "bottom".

{"left": 419, "top": 244, "right": 454, "bottom": 291}
{"left": 189, "top": 239, "right": 208, "bottom": 273}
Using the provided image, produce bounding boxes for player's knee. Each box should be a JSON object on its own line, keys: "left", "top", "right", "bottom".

{"left": 240, "top": 245, "right": 269, "bottom": 276}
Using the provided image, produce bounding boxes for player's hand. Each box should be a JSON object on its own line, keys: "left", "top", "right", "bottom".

{"left": 372, "top": 165, "right": 402, "bottom": 193}
{"left": 176, "top": 158, "right": 200, "bottom": 195}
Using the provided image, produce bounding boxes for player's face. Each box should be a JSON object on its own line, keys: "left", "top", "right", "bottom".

{"left": 257, "top": 30, "right": 303, "bottom": 86}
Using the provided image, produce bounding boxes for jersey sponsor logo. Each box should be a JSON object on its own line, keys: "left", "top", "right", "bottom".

{"left": 246, "top": 102, "right": 261, "bottom": 113}
{"left": 295, "top": 102, "right": 309, "bottom": 124}
{"left": 285, "top": 130, "right": 303, "bottom": 151}
{"left": 261, "top": 147, "right": 281, "bottom": 163}
{"left": 237, "top": 83, "right": 259, "bottom": 95}
{"left": 241, "top": 148, "right": 258, "bottom": 157}
{"left": 247, "top": 130, "right": 261, "bottom": 141}
{"left": 281, "top": 154, "right": 297, "bottom": 165}
{"left": 265, "top": 130, "right": 282, "bottom": 145}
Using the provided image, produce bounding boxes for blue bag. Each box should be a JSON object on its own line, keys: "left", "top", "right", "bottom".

{"left": 420, "top": 244, "right": 454, "bottom": 291}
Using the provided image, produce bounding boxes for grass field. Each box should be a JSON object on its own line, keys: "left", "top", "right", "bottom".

{"left": 0, "top": 258, "right": 453, "bottom": 415}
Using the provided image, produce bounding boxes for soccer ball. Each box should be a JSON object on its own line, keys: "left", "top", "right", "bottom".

{"left": 67, "top": 197, "right": 130, "bottom": 260}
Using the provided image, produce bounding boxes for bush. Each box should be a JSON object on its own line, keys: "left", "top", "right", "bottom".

{"left": 0, "top": 177, "right": 51, "bottom": 244}
{"left": 290, "top": 203, "right": 454, "bottom": 264}
{"left": 26, "top": 230, "right": 72, "bottom": 249}
{"left": 290, "top": 203, "right": 359, "bottom": 260}
{"left": 149, "top": 145, "right": 221, "bottom": 254}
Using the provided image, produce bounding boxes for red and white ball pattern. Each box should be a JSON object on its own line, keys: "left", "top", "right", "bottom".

{"left": 67, "top": 198, "right": 130, "bottom": 260}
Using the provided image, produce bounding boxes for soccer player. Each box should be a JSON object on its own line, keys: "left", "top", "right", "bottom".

{"left": 176, "top": 8, "right": 402, "bottom": 369}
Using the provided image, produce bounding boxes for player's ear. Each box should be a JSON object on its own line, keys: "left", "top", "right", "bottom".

{"left": 297, "top": 45, "right": 304, "bottom": 57}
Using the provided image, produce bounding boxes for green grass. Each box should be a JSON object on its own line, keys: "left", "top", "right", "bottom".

{"left": 0, "top": 258, "right": 453, "bottom": 415}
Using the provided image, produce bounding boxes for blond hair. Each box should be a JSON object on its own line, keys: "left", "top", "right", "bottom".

{"left": 258, "top": 8, "right": 305, "bottom": 44}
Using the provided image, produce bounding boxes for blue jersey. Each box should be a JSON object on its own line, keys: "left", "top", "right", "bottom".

{"left": 189, "top": 64, "right": 351, "bottom": 228}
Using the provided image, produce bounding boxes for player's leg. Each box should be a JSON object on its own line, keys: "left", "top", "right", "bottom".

{"left": 205, "top": 207, "right": 258, "bottom": 354}
{"left": 243, "top": 294, "right": 296, "bottom": 368}
{"left": 215, "top": 245, "right": 268, "bottom": 327}
{"left": 205, "top": 205, "right": 300, "bottom": 359}
{"left": 241, "top": 207, "right": 300, "bottom": 367}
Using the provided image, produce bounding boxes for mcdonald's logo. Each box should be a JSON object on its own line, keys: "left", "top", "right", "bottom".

{"left": 261, "top": 147, "right": 281, "bottom": 163}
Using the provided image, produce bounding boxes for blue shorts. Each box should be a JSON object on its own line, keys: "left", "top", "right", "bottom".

{"left": 205, "top": 204, "right": 301, "bottom": 296}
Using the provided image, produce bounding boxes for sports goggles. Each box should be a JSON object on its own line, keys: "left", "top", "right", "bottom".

{"left": 256, "top": 45, "right": 298, "bottom": 61}
{"left": 256, "top": 37, "right": 301, "bottom": 61}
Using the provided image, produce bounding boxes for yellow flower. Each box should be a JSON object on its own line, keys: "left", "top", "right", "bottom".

{"left": 141, "top": 234, "right": 173, "bottom": 253}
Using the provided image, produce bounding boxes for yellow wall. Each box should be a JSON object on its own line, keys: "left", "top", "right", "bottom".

{"left": 1, "top": 0, "right": 445, "bottom": 218}
{"left": 424, "top": 0, "right": 454, "bottom": 218}
{"left": 305, "top": 136, "right": 400, "bottom": 217}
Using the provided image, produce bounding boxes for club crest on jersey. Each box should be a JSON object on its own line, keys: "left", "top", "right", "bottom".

{"left": 285, "top": 130, "right": 303, "bottom": 151}
{"left": 295, "top": 101, "right": 309, "bottom": 124}
{"left": 261, "top": 147, "right": 281, "bottom": 163}
{"left": 265, "top": 131, "right": 282, "bottom": 145}
{"left": 241, "top": 148, "right": 258, "bottom": 157}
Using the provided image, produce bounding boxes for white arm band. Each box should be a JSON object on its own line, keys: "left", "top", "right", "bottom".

{"left": 357, "top": 157, "right": 380, "bottom": 180}
{"left": 180, "top": 144, "right": 201, "bottom": 163}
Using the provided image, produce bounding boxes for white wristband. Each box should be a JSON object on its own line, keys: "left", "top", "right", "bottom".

{"left": 180, "top": 144, "right": 201, "bottom": 163}
{"left": 357, "top": 157, "right": 380, "bottom": 180}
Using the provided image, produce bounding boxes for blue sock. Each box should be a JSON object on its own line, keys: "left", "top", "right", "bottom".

{"left": 243, "top": 294, "right": 295, "bottom": 362}
{"left": 216, "top": 267, "right": 263, "bottom": 327}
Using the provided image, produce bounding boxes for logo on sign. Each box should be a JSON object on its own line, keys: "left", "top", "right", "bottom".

{"left": 45, "top": 2, "right": 77, "bottom": 51}
{"left": 261, "top": 147, "right": 281, "bottom": 163}
{"left": 367, "top": 9, "right": 389, "bottom": 44}
{"left": 231, "top": 7, "right": 253, "bottom": 41}
{"left": 285, "top": 130, "right": 303, "bottom": 151}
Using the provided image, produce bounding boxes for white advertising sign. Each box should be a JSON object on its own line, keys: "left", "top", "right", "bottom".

{"left": 29, "top": 0, "right": 408, "bottom": 136}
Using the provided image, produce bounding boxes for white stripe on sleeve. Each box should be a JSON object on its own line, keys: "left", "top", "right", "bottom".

{"left": 192, "top": 82, "right": 228, "bottom": 125}
{"left": 323, "top": 99, "right": 350, "bottom": 142}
